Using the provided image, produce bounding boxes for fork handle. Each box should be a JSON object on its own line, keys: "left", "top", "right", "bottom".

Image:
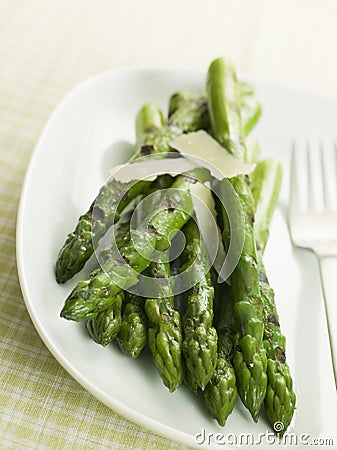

{"left": 319, "top": 256, "right": 337, "bottom": 387}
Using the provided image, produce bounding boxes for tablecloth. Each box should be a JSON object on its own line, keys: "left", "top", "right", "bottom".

{"left": 1, "top": 0, "right": 337, "bottom": 449}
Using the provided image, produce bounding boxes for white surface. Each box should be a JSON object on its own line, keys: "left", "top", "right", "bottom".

{"left": 17, "top": 67, "right": 337, "bottom": 449}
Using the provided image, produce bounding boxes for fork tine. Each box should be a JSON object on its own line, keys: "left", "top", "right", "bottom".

{"left": 291, "top": 142, "right": 337, "bottom": 215}
{"left": 332, "top": 141, "right": 337, "bottom": 210}
{"left": 320, "top": 142, "right": 337, "bottom": 211}
{"left": 307, "top": 142, "right": 316, "bottom": 210}
{"left": 307, "top": 142, "right": 330, "bottom": 211}
{"left": 331, "top": 141, "right": 337, "bottom": 211}
{"left": 319, "top": 142, "right": 328, "bottom": 209}
{"left": 289, "top": 141, "right": 300, "bottom": 214}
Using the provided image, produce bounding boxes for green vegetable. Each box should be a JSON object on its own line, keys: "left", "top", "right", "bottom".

{"left": 240, "top": 82, "right": 262, "bottom": 136}
{"left": 60, "top": 169, "right": 210, "bottom": 322}
{"left": 168, "top": 84, "right": 261, "bottom": 139}
{"left": 93, "top": 174, "right": 173, "bottom": 357}
{"left": 245, "top": 135, "right": 261, "bottom": 164}
{"left": 84, "top": 211, "right": 134, "bottom": 346}
{"left": 112, "top": 173, "right": 174, "bottom": 358}
{"left": 250, "top": 159, "right": 283, "bottom": 252}
{"left": 168, "top": 92, "right": 210, "bottom": 132}
{"left": 55, "top": 178, "right": 151, "bottom": 284}
{"left": 55, "top": 96, "right": 210, "bottom": 284}
{"left": 145, "top": 260, "right": 184, "bottom": 392}
{"left": 203, "top": 283, "right": 237, "bottom": 426}
{"left": 252, "top": 157, "right": 295, "bottom": 435}
{"left": 207, "top": 56, "right": 267, "bottom": 421}
{"left": 179, "top": 219, "right": 218, "bottom": 392}
{"left": 85, "top": 292, "right": 124, "bottom": 346}
{"left": 259, "top": 260, "right": 296, "bottom": 436}
{"left": 55, "top": 56, "right": 295, "bottom": 433}
{"left": 116, "top": 292, "right": 148, "bottom": 358}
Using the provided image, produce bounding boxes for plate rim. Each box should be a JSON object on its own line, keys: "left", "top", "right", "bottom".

{"left": 16, "top": 65, "right": 337, "bottom": 449}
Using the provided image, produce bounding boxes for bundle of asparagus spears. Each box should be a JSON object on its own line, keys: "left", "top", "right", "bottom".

{"left": 56, "top": 57, "right": 296, "bottom": 434}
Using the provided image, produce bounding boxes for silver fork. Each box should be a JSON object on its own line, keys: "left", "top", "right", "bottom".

{"left": 289, "top": 142, "right": 337, "bottom": 387}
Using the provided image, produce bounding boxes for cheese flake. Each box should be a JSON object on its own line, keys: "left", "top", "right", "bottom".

{"left": 171, "top": 130, "right": 255, "bottom": 180}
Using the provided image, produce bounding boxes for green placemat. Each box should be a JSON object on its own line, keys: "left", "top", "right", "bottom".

{"left": 0, "top": 2, "right": 190, "bottom": 448}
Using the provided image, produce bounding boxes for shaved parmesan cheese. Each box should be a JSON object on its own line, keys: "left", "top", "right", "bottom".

{"left": 171, "top": 130, "right": 255, "bottom": 180}
{"left": 109, "top": 156, "right": 198, "bottom": 182}
{"left": 190, "top": 182, "right": 227, "bottom": 282}
{"left": 109, "top": 129, "right": 254, "bottom": 184}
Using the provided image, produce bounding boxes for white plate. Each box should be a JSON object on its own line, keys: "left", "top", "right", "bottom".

{"left": 17, "top": 67, "right": 337, "bottom": 449}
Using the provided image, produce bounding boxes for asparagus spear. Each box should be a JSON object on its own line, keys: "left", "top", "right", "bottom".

{"left": 168, "top": 84, "right": 261, "bottom": 139}
{"left": 87, "top": 174, "right": 173, "bottom": 353}
{"left": 207, "top": 57, "right": 267, "bottom": 421}
{"left": 55, "top": 96, "right": 209, "bottom": 284}
{"left": 251, "top": 159, "right": 296, "bottom": 435}
{"left": 245, "top": 135, "right": 261, "bottom": 164}
{"left": 60, "top": 168, "right": 210, "bottom": 322}
{"left": 204, "top": 156, "right": 290, "bottom": 429}
{"left": 250, "top": 159, "right": 282, "bottom": 252}
{"left": 83, "top": 210, "right": 134, "bottom": 346}
{"left": 203, "top": 283, "right": 237, "bottom": 426}
{"left": 168, "top": 91, "right": 194, "bottom": 116}
{"left": 259, "top": 259, "right": 296, "bottom": 435}
{"left": 135, "top": 102, "right": 166, "bottom": 147}
{"left": 55, "top": 178, "right": 151, "bottom": 284}
{"left": 179, "top": 219, "right": 218, "bottom": 392}
{"left": 114, "top": 172, "right": 176, "bottom": 358}
{"left": 240, "top": 82, "right": 262, "bottom": 136}
{"left": 55, "top": 104, "right": 165, "bottom": 284}
{"left": 83, "top": 204, "right": 143, "bottom": 348}
{"left": 116, "top": 291, "right": 148, "bottom": 358}
{"left": 85, "top": 292, "right": 124, "bottom": 346}
{"left": 115, "top": 93, "right": 209, "bottom": 377}
{"left": 168, "top": 92, "right": 210, "bottom": 132}
{"left": 145, "top": 260, "right": 184, "bottom": 392}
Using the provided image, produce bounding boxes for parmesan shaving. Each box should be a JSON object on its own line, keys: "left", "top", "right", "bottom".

{"left": 109, "top": 157, "right": 198, "bottom": 182}
{"left": 171, "top": 130, "right": 255, "bottom": 180}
